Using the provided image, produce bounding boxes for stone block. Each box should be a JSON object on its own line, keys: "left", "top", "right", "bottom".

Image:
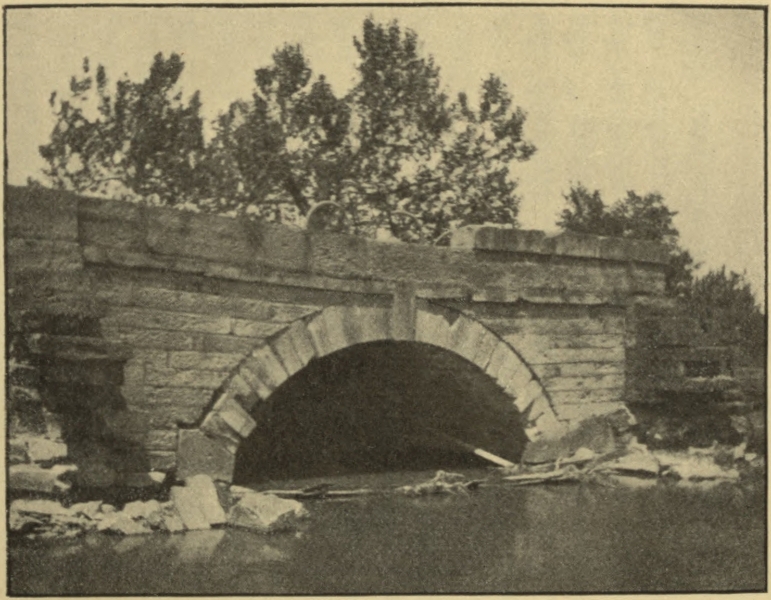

{"left": 352, "top": 306, "right": 391, "bottom": 343}
{"left": 485, "top": 341, "right": 511, "bottom": 381}
{"left": 228, "top": 492, "right": 308, "bottom": 533}
{"left": 415, "top": 308, "right": 452, "bottom": 349}
{"left": 498, "top": 359, "right": 533, "bottom": 398}
{"left": 212, "top": 394, "right": 257, "bottom": 438}
{"left": 223, "top": 373, "right": 261, "bottom": 411}
{"left": 6, "top": 239, "right": 83, "bottom": 272}
{"left": 25, "top": 437, "right": 68, "bottom": 463}
{"left": 144, "top": 366, "right": 225, "bottom": 389}
{"left": 307, "top": 307, "right": 349, "bottom": 356}
{"left": 167, "top": 351, "right": 242, "bottom": 371}
{"left": 283, "top": 319, "right": 317, "bottom": 366}
{"left": 78, "top": 197, "right": 145, "bottom": 251}
{"left": 449, "top": 317, "right": 487, "bottom": 364}
{"left": 515, "top": 380, "right": 547, "bottom": 414}
{"left": 231, "top": 318, "right": 290, "bottom": 338}
{"left": 238, "top": 365, "right": 274, "bottom": 402}
{"left": 202, "top": 334, "right": 271, "bottom": 354}
{"left": 104, "top": 328, "right": 198, "bottom": 351}
{"left": 549, "top": 388, "right": 624, "bottom": 405}
{"left": 9, "top": 464, "right": 76, "bottom": 493}
{"left": 103, "top": 308, "right": 232, "bottom": 335}
{"left": 271, "top": 331, "right": 304, "bottom": 377}
{"left": 6, "top": 186, "right": 79, "bottom": 241}
{"left": 522, "top": 393, "right": 551, "bottom": 423}
{"left": 169, "top": 485, "right": 210, "bottom": 530}
{"left": 177, "top": 429, "right": 236, "bottom": 482}
{"left": 553, "top": 401, "right": 629, "bottom": 423}
{"left": 390, "top": 283, "right": 416, "bottom": 341}
{"left": 200, "top": 413, "right": 241, "bottom": 450}
{"left": 185, "top": 474, "right": 227, "bottom": 526}
{"left": 248, "top": 345, "right": 290, "bottom": 390}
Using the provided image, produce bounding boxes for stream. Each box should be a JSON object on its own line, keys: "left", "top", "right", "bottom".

{"left": 8, "top": 468, "right": 766, "bottom": 594}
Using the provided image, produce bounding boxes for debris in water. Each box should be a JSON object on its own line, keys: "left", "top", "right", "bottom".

{"left": 396, "top": 470, "right": 485, "bottom": 496}
{"left": 503, "top": 466, "right": 580, "bottom": 486}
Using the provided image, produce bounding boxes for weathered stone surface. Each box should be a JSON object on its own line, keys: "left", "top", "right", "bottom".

{"left": 514, "top": 379, "right": 546, "bottom": 414}
{"left": 9, "top": 464, "right": 76, "bottom": 493}
{"left": 177, "top": 429, "right": 236, "bottom": 482}
{"left": 216, "top": 398, "right": 257, "bottom": 438}
{"left": 185, "top": 474, "right": 227, "bottom": 526}
{"left": 6, "top": 186, "right": 79, "bottom": 241}
{"left": 144, "top": 365, "right": 225, "bottom": 389}
{"left": 122, "top": 500, "right": 164, "bottom": 528}
{"left": 97, "top": 512, "right": 152, "bottom": 535}
{"left": 160, "top": 502, "right": 186, "bottom": 533}
{"left": 228, "top": 493, "right": 308, "bottom": 533}
{"left": 200, "top": 413, "right": 241, "bottom": 449}
{"left": 69, "top": 501, "right": 103, "bottom": 520}
{"left": 103, "top": 307, "right": 233, "bottom": 335}
{"left": 522, "top": 414, "right": 618, "bottom": 463}
{"left": 25, "top": 437, "right": 68, "bottom": 462}
{"left": 78, "top": 197, "right": 145, "bottom": 251}
{"left": 415, "top": 307, "right": 452, "bottom": 349}
{"left": 271, "top": 332, "right": 304, "bottom": 377}
{"left": 249, "top": 344, "right": 290, "bottom": 390}
{"left": 167, "top": 351, "right": 242, "bottom": 371}
{"left": 282, "top": 318, "right": 317, "bottom": 367}
{"left": 553, "top": 401, "right": 629, "bottom": 423}
{"left": 169, "top": 485, "right": 211, "bottom": 531}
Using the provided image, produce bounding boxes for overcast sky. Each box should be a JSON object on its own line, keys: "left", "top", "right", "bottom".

{"left": 5, "top": 6, "right": 765, "bottom": 301}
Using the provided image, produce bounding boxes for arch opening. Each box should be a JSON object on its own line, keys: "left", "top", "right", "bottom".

{"left": 233, "top": 341, "right": 528, "bottom": 484}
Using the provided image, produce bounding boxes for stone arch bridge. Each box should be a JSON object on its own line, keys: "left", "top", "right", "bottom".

{"left": 6, "top": 186, "right": 669, "bottom": 484}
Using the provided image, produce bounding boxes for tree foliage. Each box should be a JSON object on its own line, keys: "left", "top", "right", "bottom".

{"left": 684, "top": 267, "right": 765, "bottom": 365}
{"left": 37, "top": 18, "right": 536, "bottom": 243}
{"left": 39, "top": 54, "right": 206, "bottom": 206}
{"left": 557, "top": 183, "right": 697, "bottom": 296}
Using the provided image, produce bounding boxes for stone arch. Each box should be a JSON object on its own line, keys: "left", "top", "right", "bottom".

{"left": 178, "top": 302, "right": 563, "bottom": 481}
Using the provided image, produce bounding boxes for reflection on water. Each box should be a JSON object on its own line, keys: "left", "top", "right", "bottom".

{"left": 8, "top": 470, "right": 766, "bottom": 594}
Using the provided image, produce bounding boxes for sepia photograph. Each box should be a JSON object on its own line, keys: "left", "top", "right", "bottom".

{"left": 4, "top": 3, "right": 767, "bottom": 595}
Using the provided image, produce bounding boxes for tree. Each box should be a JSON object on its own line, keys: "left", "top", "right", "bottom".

{"left": 200, "top": 18, "right": 536, "bottom": 241}
{"left": 685, "top": 267, "right": 765, "bottom": 365}
{"left": 38, "top": 53, "right": 206, "bottom": 206}
{"left": 557, "top": 184, "right": 697, "bottom": 296}
{"left": 37, "top": 19, "right": 536, "bottom": 242}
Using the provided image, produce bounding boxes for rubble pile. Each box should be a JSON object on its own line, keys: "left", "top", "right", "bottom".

{"left": 10, "top": 474, "right": 309, "bottom": 540}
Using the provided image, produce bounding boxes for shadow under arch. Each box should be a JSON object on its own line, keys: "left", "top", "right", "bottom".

{"left": 178, "top": 302, "right": 564, "bottom": 482}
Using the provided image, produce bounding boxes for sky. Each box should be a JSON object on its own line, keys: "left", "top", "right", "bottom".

{"left": 5, "top": 6, "right": 766, "bottom": 302}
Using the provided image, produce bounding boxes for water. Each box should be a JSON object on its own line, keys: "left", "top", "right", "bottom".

{"left": 8, "top": 470, "right": 766, "bottom": 594}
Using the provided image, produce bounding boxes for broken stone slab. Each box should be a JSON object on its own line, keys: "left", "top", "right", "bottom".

{"left": 169, "top": 485, "right": 211, "bottom": 531}
{"left": 228, "top": 493, "right": 308, "bottom": 533}
{"left": 97, "top": 512, "right": 152, "bottom": 535}
{"left": 9, "top": 463, "right": 77, "bottom": 493}
{"left": 122, "top": 499, "right": 164, "bottom": 528}
{"left": 69, "top": 500, "right": 103, "bottom": 520}
{"left": 185, "top": 474, "right": 227, "bottom": 526}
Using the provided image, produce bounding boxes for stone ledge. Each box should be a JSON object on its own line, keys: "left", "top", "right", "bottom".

{"left": 451, "top": 225, "right": 670, "bottom": 265}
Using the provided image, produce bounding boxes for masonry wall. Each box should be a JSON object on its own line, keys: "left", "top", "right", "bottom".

{"left": 5, "top": 185, "right": 669, "bottom": 480}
